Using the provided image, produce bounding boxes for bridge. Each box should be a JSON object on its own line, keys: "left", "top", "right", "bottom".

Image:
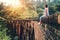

{"left": 6, "top": 20, "right": 45, "bottom": 40}
{"left": 41, "top": 12, "right": 60, "bottom": 24}
{"left": 0, "top": 12, "right": 60, "bottom": 40}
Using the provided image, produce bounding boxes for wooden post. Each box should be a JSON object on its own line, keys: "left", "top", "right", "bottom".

{"left": 58, "top": 15, "right": 60, "bottom": 24}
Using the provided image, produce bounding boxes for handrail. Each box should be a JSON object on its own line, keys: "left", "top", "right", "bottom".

{"left": 41, "top": 13, "right": 60, "bottom": 24}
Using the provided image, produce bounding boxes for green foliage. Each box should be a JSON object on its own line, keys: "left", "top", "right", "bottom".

{"left": 36, "top": 8, "right": 43, "bottom": 13}
{"left": 0, "top": 3, "right": 38, "bottom": 20}
{"left": 0, "top": 22, "right": 11, "bottom": 40}
{"left": 14, "top": 36, "right": 18, "bottom": 40}
{"left": 0, "top": 3, "right": 4, "bottom": 17}
{"left": 36, "top": 5, "right": 44, "bottom": 19}
{"left": 0, "top": 3, "right": 4, "bottom": 10}
{"left": 0, "top": 30, "right": 11, "bottom": 40}
{"left": 16, "top": 9, "right": 38, "bottom": 19}
{"left": 55, "top": 5, "right": 60, "bottom": 12}
{"left": 49, "top": 6, "right": 56, "bottom": 15}
{"left": 3, "top": 8, "right": 38, "bottom": 20}
{"left": 49, "top": 4, "right": 60, "bottom": 15}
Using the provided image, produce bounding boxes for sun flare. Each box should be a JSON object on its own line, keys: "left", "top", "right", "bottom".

{"left": 0, "top": 0, "right": 22, "bottom": 8}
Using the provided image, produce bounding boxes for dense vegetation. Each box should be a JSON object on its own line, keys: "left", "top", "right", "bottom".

{"left": 36, "top": 0, "right": 60, "bottom": 40}
{"left": 0, "top": 0, "right": 60, "bottom": 40}
{"left": 0, "top": 3, "right": 38, "bottom": 20}
{"left": 0, "top": 20, "right": 11, "bottom": 40}
{"left": 0, "top": 2, "right": 37, "bottom": 40}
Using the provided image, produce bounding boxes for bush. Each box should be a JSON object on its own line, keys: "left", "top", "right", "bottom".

{"left": 0, "top": 24, "right": 11, "bottom": 40}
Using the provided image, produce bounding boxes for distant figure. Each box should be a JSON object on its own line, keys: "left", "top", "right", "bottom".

{"left": 38, "top": 4, "right": 49, "bottom": 25}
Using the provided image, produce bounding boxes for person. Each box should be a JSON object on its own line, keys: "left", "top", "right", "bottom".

{"left": 38, "top": 4, "right": 49, "bottom": 25}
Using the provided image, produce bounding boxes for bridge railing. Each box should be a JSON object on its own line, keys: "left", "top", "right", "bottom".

{"left": 41, "top": 12, "right": 60, "bottom": 24}
{"left": 41, "top": 12, "right": 60, "bottom": 40}
{"left": 6, "top": 20, "right": 35, "bottom": 40}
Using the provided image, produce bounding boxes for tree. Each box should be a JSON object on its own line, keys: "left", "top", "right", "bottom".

{"left": 0, "top": 3, "right": 5, "bottom": 17}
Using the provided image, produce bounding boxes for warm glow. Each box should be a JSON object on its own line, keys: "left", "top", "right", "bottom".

{"left": 46, "top": 0, "right": 48, "bottom": 2}
{"left": 40, "top": 0, "right": 43, "bottom": 2}
{"left": 0, "top": 0, "right": 22, "bottom": 7}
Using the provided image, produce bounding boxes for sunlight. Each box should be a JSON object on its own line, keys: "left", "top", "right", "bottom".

{"left": 0, "top": 0, "right": 22, "bottom": 8}
{"left": 40, "top": 0, "right": 48, "bottom": 2}
{"left": 46, "top": 0, "right": 48, "bottom": 2}
{"left": 40, "top": 0, "right": 43, "bottom": 2}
